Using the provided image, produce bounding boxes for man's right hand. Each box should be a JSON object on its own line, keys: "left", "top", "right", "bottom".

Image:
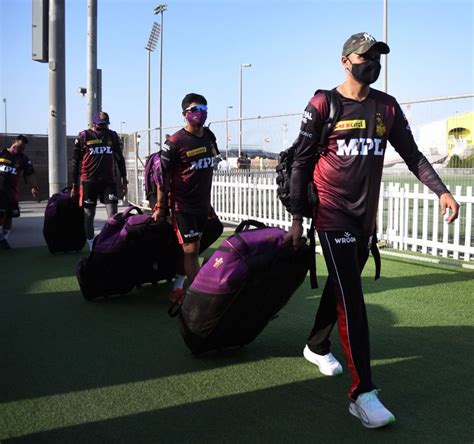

{"left": 284, "top": 218, "right": 304, "bottom": 249}
{"left": 152, "top": 207, "right": 168, "bottom": 223}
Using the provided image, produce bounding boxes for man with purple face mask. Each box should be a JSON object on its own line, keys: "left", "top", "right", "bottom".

{"left": 152, "top": 93, "right": 220, "bottom": 304}
{"left": 71, "top": 111, "right": 128, "bottom": 250}
{"left": 0, "top": 135, "right": 39, "bottom": 250}
{"left": 285, "top": 32, "right": 459, "bottom": 429}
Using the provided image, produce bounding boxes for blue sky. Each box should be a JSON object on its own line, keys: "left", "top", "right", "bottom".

{"left": 1, "top": 0, "right": 473, "bottom": 144}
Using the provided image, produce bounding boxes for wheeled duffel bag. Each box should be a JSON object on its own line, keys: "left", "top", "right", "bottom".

{"left": 175, "top": 220, "right": 313, "bottom": 355}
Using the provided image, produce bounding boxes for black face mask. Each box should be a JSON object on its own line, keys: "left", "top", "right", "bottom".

{"left": 349, "top": 59, "right": 381, "bottom": 85}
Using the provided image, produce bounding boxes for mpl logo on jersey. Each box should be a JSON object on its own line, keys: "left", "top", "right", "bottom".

{"left": 336, "top": 138, "right": 384, "bottom": 156}
{"left": 189, "top": 156, "right": 217, "bottom": 170}
{"left": 88, "top": 146, "right": 113, "bottom": 155}
{"left": 0, "top": 165, "right": 17, "bottom": 175}
{"left": 334, "top": 232, "right": 356, "bottom": 245}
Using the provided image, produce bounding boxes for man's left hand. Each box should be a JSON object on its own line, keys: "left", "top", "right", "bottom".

{"left": 440, "top": 192, "right": 459, "bottom": 224}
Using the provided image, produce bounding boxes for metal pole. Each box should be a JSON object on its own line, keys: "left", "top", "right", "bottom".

{"left": 382, "top": 0, "right": 388, "bottom": 93}
{"left": 147, "top": 49, "right": 151, "bottom": 156}
{"left": 225, "top": 105, "right": 233, "bottom": 159}
{"left": 239, "top": 64, "right": 251, "bottom": 158}
{"left": 87, "top": 0, "right": 97, "bottom": 126}
{"left": 239, "top": 65, "right": 242, "bottom": 158}
{"left": 159, "top": 9, "right": 164, "bottom": 149}
{"left": 2, "top": 98, "right": 7, "bottom": 141}
{"left": 48, "top": 0, "right": 67, "bottom": 195}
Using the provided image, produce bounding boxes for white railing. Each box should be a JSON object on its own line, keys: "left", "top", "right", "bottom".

{"left": 210, "top": 172, "right": 473, "bottom": 262}
{"left": 130, "top": 169, "right": 473, "bottom": 263}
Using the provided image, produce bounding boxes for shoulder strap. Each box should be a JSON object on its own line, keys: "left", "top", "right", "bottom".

{"left": 314, "top": 89, "right": 341, "bottom": 155}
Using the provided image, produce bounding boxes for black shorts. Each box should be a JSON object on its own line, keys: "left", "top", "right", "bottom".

{"left": 0, "top": 192, "right": 20, "bottom": 218}
{"left": 172, "top": 211, "right": 208, "bottom": 245}
{"left": 80, "top": 182, "right": 118, "bottom": 208}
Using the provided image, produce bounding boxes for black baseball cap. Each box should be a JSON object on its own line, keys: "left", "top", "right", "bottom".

{"left": 342, "top": 32, "right": 390, "bottom": 56}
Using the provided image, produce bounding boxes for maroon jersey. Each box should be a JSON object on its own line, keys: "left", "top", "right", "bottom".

{"left": 160, "top": 128, "right": 219, "bottom": 214}
{"left": 72, "top": 129, "right": 126, "bottom": 184}
{"left": 291, "top": 88, "right": 448, "bottom": 235}
{"left": 0, "top": 148, "right": 35, "bottom": 201}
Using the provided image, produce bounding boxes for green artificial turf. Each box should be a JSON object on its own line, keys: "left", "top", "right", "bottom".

{"left": 0, "top": 242, "right": 473, "bottom": 443}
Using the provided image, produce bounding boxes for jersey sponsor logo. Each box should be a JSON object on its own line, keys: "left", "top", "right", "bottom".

{"left": 334, "top": 232, "right": 356, "bottom": 245}
{"left": 186, "top": 147, "right": 207, "bottom": 157}
{"left": 375, "top": 113, "right": 386, "bottom": 137}
{"left": 299, "top": 130, "right": 313, "bottom": 139}
{"left": 0, "top": 158, "right": 12, "bottom": 165}
{"left": 302, "top": 111, "right": 313, "bottom": 124}
{"left": 336, "top": 138, "right": 384, "bottom": 156}
{"left": 0, "top": 165, "right": 17, "bottom": 175}
{"left": 189, "top": 156, "right": 217, "bottom": 170}
{"left": 85, "top": 139, "right": 104, "bottom": 146}
{"left": 334, "top": 120, "right": 366, "bottom": 131}
{"left": 88, "top": 146, "right": 113, "bottom": 155}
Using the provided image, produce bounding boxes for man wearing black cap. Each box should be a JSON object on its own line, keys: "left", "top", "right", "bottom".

{"left": 72, "top": 111, "right": 128, "bottom": 250}
{"left": 286, "top": 32, "right": 459, "bottom": 428}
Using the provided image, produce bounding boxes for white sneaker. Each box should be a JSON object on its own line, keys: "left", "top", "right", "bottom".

{"left": 303, "top": 345, "right": 343, "bottom": 376}
{"left": 349, "top": 390, "right": 396, "bottom": 429}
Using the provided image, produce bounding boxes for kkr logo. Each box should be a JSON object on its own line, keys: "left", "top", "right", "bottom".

{"left": 213, "top": 257, "right": 224, "bottom": 268}
{"left": 189, "top": 156, "right": 217, "bottom": 170}
{"left": 88, "top": 146, "right": 113, "bottom": 155}
{"left": 336, "top": 138, "right": 384, "bottom": 156}
{"left": 0, "top": 165, "right": 17, "bottom": 174}
{"left": 334, "top": 232, "right": 356, "bottom": 245}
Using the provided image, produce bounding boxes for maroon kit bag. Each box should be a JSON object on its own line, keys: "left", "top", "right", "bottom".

{"left": 176, "top": 220, "right": 313, "bottom": 355}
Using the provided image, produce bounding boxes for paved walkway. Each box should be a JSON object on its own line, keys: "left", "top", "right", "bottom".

{"left": 4, "top": 201, "right": 120, "bottom": 249}
{"left": 6, "top": 201, "right": 235, "bottom": 249}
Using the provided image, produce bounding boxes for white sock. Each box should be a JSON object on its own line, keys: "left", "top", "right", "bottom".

{"left": 173, "top": 274, "right": 186, "bottom": 290}
{"left": 1, "top": 230, "right": 10, "bottom": 240}
{"left": 87, "top": 238, "right": 94, "bottom": 250}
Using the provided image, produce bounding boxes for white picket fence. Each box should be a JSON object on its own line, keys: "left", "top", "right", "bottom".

{"left": 132, "top": 170, "right": 473, "bottom": 263}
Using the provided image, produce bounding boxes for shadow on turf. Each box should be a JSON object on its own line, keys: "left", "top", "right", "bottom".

{"left": 6, "top": 315, "right": 473, "bottom": 444}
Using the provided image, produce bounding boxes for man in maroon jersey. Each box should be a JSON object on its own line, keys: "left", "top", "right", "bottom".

{"left": 286, "top": 32, "right": 459, "bottom": 428}
{"left": 152, "top": 93, "right": 220, "bottom": 304}
{"left": 0, "top": 135, "right": 39, "bottom": 250}
{"left": 71, "top": 111, "right": 128, "bottom": 250}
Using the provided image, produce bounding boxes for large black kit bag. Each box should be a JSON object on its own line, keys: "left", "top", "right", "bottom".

{"left": 76, "top": 206, "right": 179, "bottom": 300}
{"left": 43, "top": 187, "right": 86, "bottom": 253}
{"left": 172, "top": 220, "right": 314, "bottom": 356}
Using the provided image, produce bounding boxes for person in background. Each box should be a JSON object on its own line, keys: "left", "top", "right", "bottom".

{"left": 152, "top": 93, "right": 220, "bottom": 304}
{"left": 0, "top": 135, "right": 39, "bottom": 250}
{"left": 71, "top": 111, "right": 128, "bottom": 250}
{"left": 286, "top": 32, "right": 459, "bottom": 429}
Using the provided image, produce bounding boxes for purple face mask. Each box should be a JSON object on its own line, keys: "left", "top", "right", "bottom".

{"left": 185, "top": 110, "right": 208, "bottom": 127}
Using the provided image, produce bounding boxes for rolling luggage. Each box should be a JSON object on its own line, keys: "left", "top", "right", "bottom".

{"left": 175, "top": 220, "right": 313, "bottom": 355}
{"left": 76, "top": 206, "right": 178, "bottom": 300}
{"left": 43, "top": 187, "right": 86, "bottom": 253}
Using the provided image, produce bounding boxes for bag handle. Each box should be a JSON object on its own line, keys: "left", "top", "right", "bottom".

{"left": 235, "top": 219, "right": 266, "bottom": 233}
{"left": 122, "top": 206, "right": 143, "bottom": 218}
